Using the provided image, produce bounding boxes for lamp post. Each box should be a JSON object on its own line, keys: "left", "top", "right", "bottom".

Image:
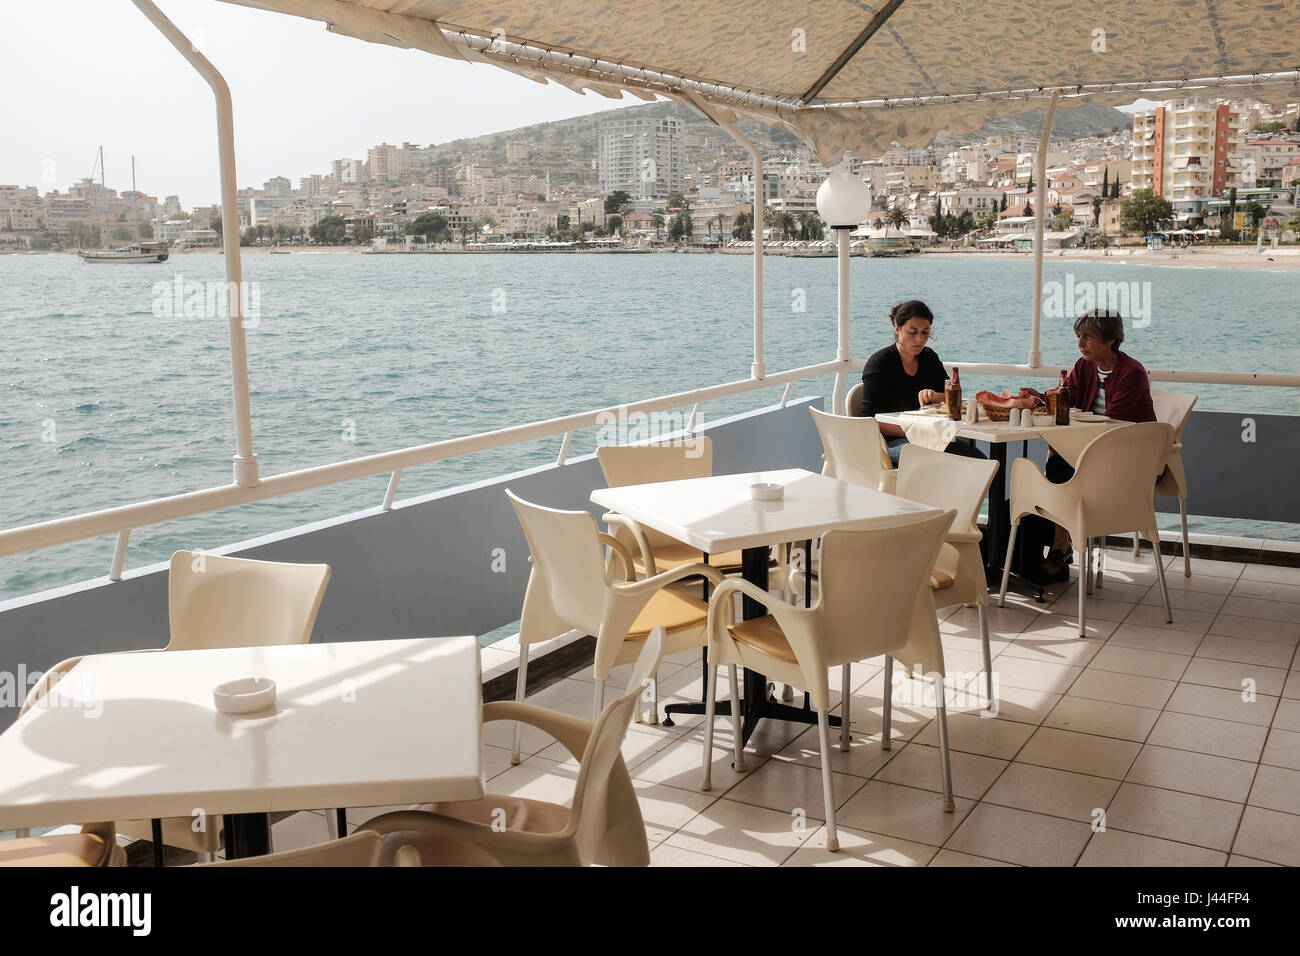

{"left": 817, "top": 166, "right": 872, "bottom": 414}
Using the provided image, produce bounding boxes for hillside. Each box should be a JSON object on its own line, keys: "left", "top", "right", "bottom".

{"left": 421, "top": 98, "right": 1131, "bottom": 176}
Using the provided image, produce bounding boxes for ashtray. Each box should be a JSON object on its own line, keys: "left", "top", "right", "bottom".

{"left": 213, "top": 677, "right": 276, "bottom": 715}
{"left": 750, "top": 482, "right": 784, "bottom": 501}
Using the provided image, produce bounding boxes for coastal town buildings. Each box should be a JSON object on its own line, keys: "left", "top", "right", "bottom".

{"left": 2, "top": 97, "right": 1295, "bottom": 252}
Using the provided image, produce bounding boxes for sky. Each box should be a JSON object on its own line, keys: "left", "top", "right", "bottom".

{"left": 0, "top": 0, "right": 645, "bottom": 209}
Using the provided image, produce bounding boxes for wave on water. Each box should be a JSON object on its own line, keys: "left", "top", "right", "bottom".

{"left": 57, "top": 434, "right": 105, "bottom": 452}
{"left": 74, "top": 401, "right": 101, "bottom": 413}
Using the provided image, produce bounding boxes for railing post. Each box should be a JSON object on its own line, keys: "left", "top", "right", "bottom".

{"left": 1029, "top": 90, "right": 1061, "bottom": 369}
{"left": 109, "top": 529, "right": 131, "bottom": 581}
{"left": 556, "top": 431, "right": 574, "bottom": 466}
{"left": 382, "top": 469, "right": 402, "bottom": 510}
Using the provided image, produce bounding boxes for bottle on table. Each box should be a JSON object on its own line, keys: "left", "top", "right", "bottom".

{"left": 946, "top": 367, "right": 963, "bottom": 421}
{"left": 1055, "top": 369, "right": 1071, "bottom": 426}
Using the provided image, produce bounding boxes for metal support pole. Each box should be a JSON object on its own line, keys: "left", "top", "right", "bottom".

{"left": 109, "top": 529, "right": 130, "bottom": 581}
{"left": 831, "top": 226, "right": 851, "bottom": 413}
{"left": 132, "top": 0, "right": 259, "bottom": 487}
{"left": 1028, "top": 90, "right": 1061, "bottom": 369}
{"left": 381, "top": 469, "right": 402, "bottom": 510}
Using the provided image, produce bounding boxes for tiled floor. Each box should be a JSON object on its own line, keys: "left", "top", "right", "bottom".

{"left": 359, "top": 549, "right": 1298, "bottom": 867}
{"left": 74, "top": 549, "right": 1300, "bottom": 867}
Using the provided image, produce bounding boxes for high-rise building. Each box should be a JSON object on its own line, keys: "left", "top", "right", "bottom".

{"left": 1132, "top": 97, "right": 1242, "bottom": 216}
{"left": 367, "top": 144, "right": 410, "bottom": 182}
{"left": 598, "top": 117, "right": 683, "bottom": 201}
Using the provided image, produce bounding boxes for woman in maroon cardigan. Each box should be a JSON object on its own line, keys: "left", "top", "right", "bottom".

{"left": 1030, "top": 309, "right": 1155, "bottom": 582}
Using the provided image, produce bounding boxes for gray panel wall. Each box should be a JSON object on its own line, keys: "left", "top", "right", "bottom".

{"left": 0, "top": 398, "right": 824, "bottom": 729}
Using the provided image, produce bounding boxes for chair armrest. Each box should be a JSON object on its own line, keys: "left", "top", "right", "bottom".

{"left": 482, "top": 701, "right": 593, "bottom": 763}
{"left": 602, "top": 513, "right": 658, "bottom": 576}
{"left": 945, "top": 530, "right": 984, "bottom": 544}
{"left": 710, "top": 576, "right": 811, "bottom": 633}
{"left": 618, "top": 561, "right": 725, "bottom": 597}
{"left": 359, "top": 808, "right": 568, "bottom": 864}
{"left": 597, "top": 533, "right": 635, "bottom": 582}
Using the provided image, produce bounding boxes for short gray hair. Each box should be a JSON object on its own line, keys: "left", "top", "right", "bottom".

{"left": 1074, "top": 309, "right": 1124, "bottom": 352}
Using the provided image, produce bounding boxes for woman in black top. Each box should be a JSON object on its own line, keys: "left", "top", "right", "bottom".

{"left": 859, "top": 300, "right": 984, "bottom": 465}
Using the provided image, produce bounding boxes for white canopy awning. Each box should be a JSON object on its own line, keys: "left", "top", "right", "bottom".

{"left": 215, "top": 0, "right": 1300, "bottom": 164}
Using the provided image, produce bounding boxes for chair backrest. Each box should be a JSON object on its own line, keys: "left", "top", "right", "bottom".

{"left": 210, "top": 831, "right": 382, "bottom": 867}
{"left": 507, "top": 491, "right": 608, "bottom": 636}
{"left": 1150, "top": 388, "right": 1198, "bottom": 439}
{"left": 1072, "top": 421, "right": 1175, "bottom": 533}
{"left": 813, "top": 510, "right": 954, "bottom": 665}
{"left": 810, "top": 408, "right": 888, "bottom": 489}
{"left": 568, "top": 628, "right": 664, "bottom": 865}
{"left": 845, "top": 382, "right": 864, "bottom": 417}
{"left": 167, "top": 551, "right": 331, "bottom": 651}
{"left": 897, "top": 444, "right": 998, "bottom": 538}
{"left": 596, "top": 440, "right": 712, "bottom": 552}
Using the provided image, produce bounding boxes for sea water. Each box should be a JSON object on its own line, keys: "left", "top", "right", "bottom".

{"left": 3, "top": 250, "right": 1298, "bottom": 600}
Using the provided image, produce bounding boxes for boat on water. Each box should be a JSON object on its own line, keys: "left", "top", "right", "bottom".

{"left": 78, "top": 241, "right": 169, "bottom": 263}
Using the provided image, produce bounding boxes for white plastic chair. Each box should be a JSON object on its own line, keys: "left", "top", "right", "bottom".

{"left": 810, "top": 407, "right": 895, "bottom": 494}
{"left": 1129, "top": 389, "right": 1198, "bottom": 577}
{"left": 700, "top": 510, "right": 956, "bottom": 852}
{"left": 119, "top": 550, "right": 331, "bottom": 857}
{"left": 999, "top": 423, "right": 1175, "bottom": 637}
{"left": 897, "top": 445, "right": 1000, "bottom": 708}
{"left": 362, "top": 629, "right": 665, "bottom": 867}
{"left": 596, "top": 438, "right": 744, "bottom": 577}
{"left": 507, "top": 490, "right": 723, "bottom": 755}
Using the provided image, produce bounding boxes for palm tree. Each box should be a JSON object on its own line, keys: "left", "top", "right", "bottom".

{"left": 651, "top": 213, "right": 665, "bottom": 239}
{"left": 886, "top": 205, "right": 908, "bottom": 229}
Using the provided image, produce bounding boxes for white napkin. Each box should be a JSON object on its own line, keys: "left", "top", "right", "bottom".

{"left": 902, "top": 416, "right": 960, "bottom": 452}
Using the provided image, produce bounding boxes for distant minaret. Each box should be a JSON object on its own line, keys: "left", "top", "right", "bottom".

{"left": 546, "top": 168, "right": 551, "bottom": 202}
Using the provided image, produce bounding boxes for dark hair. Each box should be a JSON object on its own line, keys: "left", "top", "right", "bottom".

{"left": 1074, "top": 308, "right": 1124, "bottom": 352}
{"left": 890, "top": 299, "right": 934, "bottom": 328}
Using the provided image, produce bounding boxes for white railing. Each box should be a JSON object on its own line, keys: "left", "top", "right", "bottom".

{"left": 0, "top": 360, "right": 844, "bottom": 570}
{"left": 5, "top": 359, "right": 1300, "bottom": 583}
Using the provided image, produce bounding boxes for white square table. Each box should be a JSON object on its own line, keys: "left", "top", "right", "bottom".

{"left": 0, "top": 636, "right": 483, "bottom": 859}
{"left": 592, "top": 468, "right": 941, "bottom": 742}
{"left": 876, "top": 410, "right": 1118, "bottom": 599}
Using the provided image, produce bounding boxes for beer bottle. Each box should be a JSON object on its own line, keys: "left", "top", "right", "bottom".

{"left": 947, "top": 367, "right": 962, "bottom": 421}
{"left": 1055, "top": 369, "right": 1071, "bottom": 425}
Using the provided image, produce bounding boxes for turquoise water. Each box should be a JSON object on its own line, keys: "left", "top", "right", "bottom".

{"left": 3, "top": 250, "right": 1299, "bottom": 601}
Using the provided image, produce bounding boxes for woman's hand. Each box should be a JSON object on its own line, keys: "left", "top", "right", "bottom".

{"left": 918, "top": 389, "right": 941, "bottom": 406}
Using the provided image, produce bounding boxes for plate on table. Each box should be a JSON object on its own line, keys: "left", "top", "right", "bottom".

{"left": 1072, "top": 412, "right": 1108, "bottom": 422}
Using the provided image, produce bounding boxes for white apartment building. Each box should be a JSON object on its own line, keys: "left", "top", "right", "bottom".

{"left": 1131, "top": 97, "right": 1243, "bottom": 216}
{"left": 934, "top": 185, "right": 1001, "bottom": 215}
{"left": 598, "top": 117, "right": 683, "bottom": 202}
{"left": 332, "top": 159, "right": 367, "bottom": 183}
{"left": 1015, "top": 151, "right": 1068, "bottom": 183}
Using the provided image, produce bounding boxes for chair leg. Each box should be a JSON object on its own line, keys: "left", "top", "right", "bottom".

{"left": 1180, "top": 498, "right": 1191, "bottom": 577}
{"left": 978, "top": 603, "right": 994, "bottom": 710}
{"left": 1150, "top": 531, "right": 1174, "bottom": 623}
{"left": 881, "top": 655, "right": 893, "bottom": 750}
{"left": 998, "top": 520, "right": 1019, "bottom": 608}
{"left": 1085, "top": 539, "right": 1094, "bottom": 595}
{"left": 592, "top": 679, "right": 606, "bottom": 722}
{"left": 816, "top": 709, "right": 839, "bottom": 852}
{"left": 934, "top": 679, "right": 956, "bottom": 813}
{"left": 1097, "top": 539, "right": 1106, "bottom": 589}
{"left": 510, "top": 643, "right": 528, "bottom": 765}
{"left": 647, "top": 666, "right": 660, "bottom": 725}
{"left": 728, "top": 664, "right": 747, "bottom": 773}
{"left": 1132, "top": 532, "right": 1142, "bottom": 559}
{"left": 1077, "top": 552, "right": 1088, "bottom": 638}
{"left": 840, "top": 664, "right": 852, "bottom": 751}
{"left": 700, "top": 657, "right": 718, "bottom": 791}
